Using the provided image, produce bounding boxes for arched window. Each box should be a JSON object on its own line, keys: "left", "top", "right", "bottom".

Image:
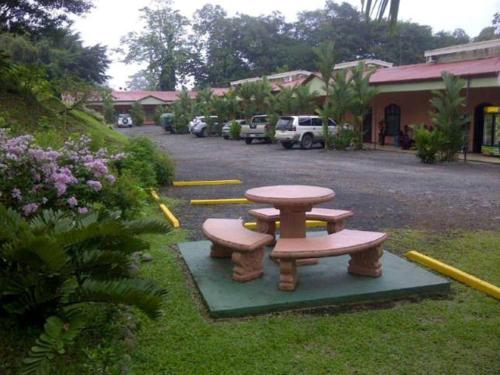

{"left": 384, "top": 104, "right": 401, "bottom": 136}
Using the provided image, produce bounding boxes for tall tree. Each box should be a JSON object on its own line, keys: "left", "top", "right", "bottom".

{"left": 0, "top": 29, "right": 109, "bottom": 84}
{"left": 119, "top": 0, "right": 190, "bottom": 90}
{"left": 474, "top": 13, "right": 500, "bottom": 42}
{"left": 349, "top": 63, "right": 378, "bottom": 149}
{"left": 0, "top": 0, "right": 92, "bottom": 33}
{"left": 314, "top": 41, "right": 336, "bottom": 149}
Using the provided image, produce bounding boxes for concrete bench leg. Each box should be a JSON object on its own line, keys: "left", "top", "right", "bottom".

{"left": 231, "top": 247, "right": 264, "bottom": 282}
{"left": 278, "top": 259, "right": 298, "bottom": 291}
{"left": 348, "top": 245, "right": 383, "bottom": 277}
{"left": 326, "top": 220, "right": 345, "bottom": 234}
{"left": 210, "top": 244, "right": 233, "bottom": 258}
{"left": 256, "top": 218, "right": 276, "bottom": 244}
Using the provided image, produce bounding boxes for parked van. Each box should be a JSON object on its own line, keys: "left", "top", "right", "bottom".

{"left": 240, "top": 115, "right": 273, "bottom": 144}
{"left": 275, "top": 115, "right": 337, "bottom": 149}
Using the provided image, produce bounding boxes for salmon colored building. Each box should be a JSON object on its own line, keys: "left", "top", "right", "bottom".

{"left": 366, "top": 39, "right": 500, "bottom": 153}
{"left": 87, "top": 88, "right": 228, "bottom": 125}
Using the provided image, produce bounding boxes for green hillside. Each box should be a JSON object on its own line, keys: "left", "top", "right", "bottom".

{"left": 0, "top": 92, "right": 127, "bottom": 150}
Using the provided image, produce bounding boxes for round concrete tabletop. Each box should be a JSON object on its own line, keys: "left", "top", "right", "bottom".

{"left": 245, "top": 185, "right": 335, "bottom": 206}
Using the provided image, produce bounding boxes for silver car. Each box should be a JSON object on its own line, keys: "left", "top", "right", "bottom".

{"left": 191, "top": 116, "right": 219, "bottom": 137}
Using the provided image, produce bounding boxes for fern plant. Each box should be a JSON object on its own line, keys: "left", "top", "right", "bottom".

{"left": 0, "top": 204, "right": 169, "bottom": 374}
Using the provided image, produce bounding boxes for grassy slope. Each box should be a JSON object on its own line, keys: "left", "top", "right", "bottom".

{"left": 0, "top": 93, "right": 127, "bottom": 149}
{"left": 130, "top": 223, "right": 500, "bottom": 374}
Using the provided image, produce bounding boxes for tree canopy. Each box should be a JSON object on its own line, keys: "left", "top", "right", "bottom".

{"left": 122, "top": 1, "right": 483, "bottom": 90}
{"left": 0, "top": 0, "right": 92, "bottom": 33}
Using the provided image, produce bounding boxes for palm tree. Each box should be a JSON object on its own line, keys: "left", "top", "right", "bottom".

{"left": 361, "top": 0, "right": 400, "bottom": 24}
{"left": 235, "top": 82, "right": 256, "bottom": 122}
{"left": 276, "top": 86, "right": 295, "bottom": 115}
{"left": 293, "top": 85, "right": 317, "bottom": 115}
{"left": 313, "top": 41, "right": 336, "bottom": 149}
{"left": 223, "top": 90, "right": 241, "bottom": 120}
{"left": 349, "top": 62, "right": 378, "bottom": 149}
{"left": 253, "top": 78, "right": 273, "bottom": 114}
{"left": 329, "top": 69, "right": 354, "bottom": 126}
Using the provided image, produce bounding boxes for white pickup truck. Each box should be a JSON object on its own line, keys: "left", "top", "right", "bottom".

{"left": 240, "top": 115, "right": 273, "bottom": 144}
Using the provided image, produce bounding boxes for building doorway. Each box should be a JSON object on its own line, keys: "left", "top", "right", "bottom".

{"left": 473, "top": 103, "right": 492, "bottom": 153}
{"left": 363, "top": 108, "right": 373, "bottom": 143}
{"left": 384, "top": 104, "right": 401, "bottom": 143}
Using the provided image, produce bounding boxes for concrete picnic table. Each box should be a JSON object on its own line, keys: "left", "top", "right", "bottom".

{"left": 245, "top": 185, "right": 335, "bottom": 239}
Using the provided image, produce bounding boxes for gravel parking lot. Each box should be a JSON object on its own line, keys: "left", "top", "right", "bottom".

{"left": 121, "top": 126, "right": 500, "bottom": 238}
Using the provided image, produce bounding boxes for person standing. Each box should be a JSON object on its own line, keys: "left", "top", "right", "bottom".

{"left": 378, "top": 120, "right": 386, "bottom": 146}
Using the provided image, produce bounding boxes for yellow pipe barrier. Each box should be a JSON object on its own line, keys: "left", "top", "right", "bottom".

{"left": 406, "top": 250, "right": 500, "bottom": 299}
{"left": 159, "top": 203, "right": 180, "bottom": 228}
{"left": 173, "top": 179, "right": 242, "bottom": 187}
{"left": 150, "top": 189, "right": 160, "bottom": 202}
{"left": 244, "top": 220, "right": 326, "bottom": 230}
{"left": 190, "top": 198, "right": 250, "bottom": 205}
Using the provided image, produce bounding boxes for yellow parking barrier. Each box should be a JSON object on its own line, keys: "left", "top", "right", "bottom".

{"left": 406, "top": 250, "right": 500, "bottom": 299}
{"left": 190, "top": 198, "right": 250, "bottom": 205}
{"left": 173, "top": 179, "right": 242, "bottom": 187}
{"left": 244, "top": 220, "right": 326, "bottom": 230}
{"left": 150, "top": 189, "right": 160, "bottom": 202}
{"left": 159, "top": 203, "right": 180, "bottom": 228}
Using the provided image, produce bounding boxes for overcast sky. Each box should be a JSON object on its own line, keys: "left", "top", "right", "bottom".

{"left": 72, "top": 0, "right": 500, "bottom": 89}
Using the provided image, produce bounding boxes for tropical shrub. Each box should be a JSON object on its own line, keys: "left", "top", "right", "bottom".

{"left": 0, "top": 204, "right": 169, "bottom": 374}
{"left": 429, "top": 72, "right": 469, "bottom": 161}
{"left": 172, "top": 89, "right": 192, "bottom": 134}
{"left": 229, "top": 120, "right": 241, "bottom": 140}
{"left": 154, "top": 105, "right": 168, "bottom": 126}
{"left": 0, "top": 130, "right": 123, "bottom": 217}
{"left": 101, "top": 91, "right": 115, "bottom": 124}
{"left": 130, "top": 102, "right": 145, "bottom": 126}
{"left": 120, "top": 137, "right": 175, "bottom": 187}
{"left": 414, "top": 125, "right": 440, "bottom": 164}
{"left": 332, "top": 128, "right": 355, "bottom": 150}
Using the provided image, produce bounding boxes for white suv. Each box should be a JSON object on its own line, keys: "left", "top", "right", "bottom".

{"left": 117, "top": 114, "right": 133, "bottom": 128}
{"left": 275, "top": 115, "right": 337, "bottom": 149}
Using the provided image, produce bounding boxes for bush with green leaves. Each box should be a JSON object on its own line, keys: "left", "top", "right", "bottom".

{"left": 130, "top": 102, "right": 144, "bottom": 126}
{"left": 119, "top": 137, "right": 175, "bottom": 187}
{"left": 332, "top": 128, "right": 355, "bottom": 150}
{"left": 0, "top": 205, "right": 169, "bottom": 374}
{"left": 429, "top": 72, "right": 469, "bottom": 161}
{"left": 153, "top": 105, "right": 168, "bottom": 126}
{"left": 414, "top": 125, "right": 440, "bottom": 164}
{"left": 229, "top": 120, "right": 241, "bottom": 140}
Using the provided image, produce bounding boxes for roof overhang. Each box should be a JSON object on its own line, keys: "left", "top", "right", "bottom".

{"left": 373, "top": 74, "right": 499, "bottom": 93}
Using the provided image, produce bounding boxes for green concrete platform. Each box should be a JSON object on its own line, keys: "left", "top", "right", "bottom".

{"left": 179, "top": 236, "right": 450, "bottom": 318}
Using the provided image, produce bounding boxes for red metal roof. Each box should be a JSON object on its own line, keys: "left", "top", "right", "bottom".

{"left": 111, "top": 88, "right": 229, "bottom": 102}
{"left": 370, "top": 57, "right": 500, "bottom": 84}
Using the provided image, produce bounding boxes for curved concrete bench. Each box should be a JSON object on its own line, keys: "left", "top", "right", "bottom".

{"left": 271, "top": 229, "right": 388, "bottom": 291}
{"left": 248, "top": 207, "right": 354, "bottom": 242}
{"left": 202, "top": 218, "right": 274, "bottom": 282}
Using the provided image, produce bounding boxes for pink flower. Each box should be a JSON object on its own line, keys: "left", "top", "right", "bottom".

{"left": 105, "top": 174, "right": 116, "bottom": 184}
{"left": 22, "top": 203, "right": 39, "bottom": 216}
{"left": 86, "top": 180, "right": 102, "bottom": 191}
{"left": 11, "top": 188, "right": 22, "bottom": 200}
{"left": 78, "top": 207, "right": 89, "bottom": 214}
{"left": 67, "top": 196, "right": 78, "bottom": 207}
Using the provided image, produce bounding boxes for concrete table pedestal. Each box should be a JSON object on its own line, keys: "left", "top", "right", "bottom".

{"left": 245, "top": 185, "right": 336, "bottom": 266}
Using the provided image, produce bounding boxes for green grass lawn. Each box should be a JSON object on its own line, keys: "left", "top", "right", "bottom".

{"left": 1, "top": 203, "right": 498, "bottom": 374}
{"left": 128, "top": 224, "right": 499, "bottom": 374}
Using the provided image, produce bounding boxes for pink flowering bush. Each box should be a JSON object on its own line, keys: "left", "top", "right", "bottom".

{"left": 0, "top": 129, "right": 126, "bottom": 216}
